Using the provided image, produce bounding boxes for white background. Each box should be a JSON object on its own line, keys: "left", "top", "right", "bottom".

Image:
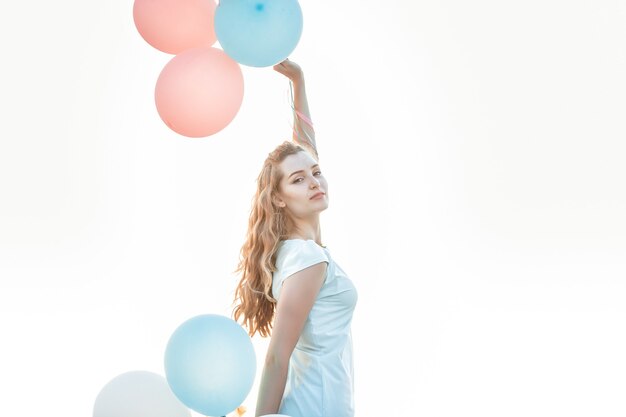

{"left": 1, "top": 1, "right": 625, "bottom": 416}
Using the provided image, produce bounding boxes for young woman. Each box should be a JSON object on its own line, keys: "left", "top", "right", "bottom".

{"left": 232, "top": 59, "right": 358, "bottom": 417}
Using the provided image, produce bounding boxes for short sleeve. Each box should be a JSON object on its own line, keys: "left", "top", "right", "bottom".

{"left": 272, "top": 240, "right": 329, "bottom": 300}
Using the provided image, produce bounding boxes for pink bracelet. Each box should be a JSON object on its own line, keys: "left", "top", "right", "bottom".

{"left": 294, "top": 109, "right": 314, "bottom": 129}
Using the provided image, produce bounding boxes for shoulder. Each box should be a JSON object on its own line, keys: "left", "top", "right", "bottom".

{"left": 273, "top": 239, "right": 330, "bottom": 298}
{"left": 276, "top": 239, "right": 328, "bottom": 266}
{"left": 277, "top": 239, "right": 326, "bottom": 257}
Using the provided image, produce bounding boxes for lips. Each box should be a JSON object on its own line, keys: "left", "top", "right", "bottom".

{"left": 310, "top": 192, "right": 325, "bottom": 200}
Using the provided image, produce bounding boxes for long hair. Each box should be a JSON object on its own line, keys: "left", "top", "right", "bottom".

{"left": 232, "top": 141, "right": 312, "bottom": 337}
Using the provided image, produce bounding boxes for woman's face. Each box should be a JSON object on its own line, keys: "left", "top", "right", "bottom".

{"left": 275, "top": 151, "right": 329, "bottom": 217}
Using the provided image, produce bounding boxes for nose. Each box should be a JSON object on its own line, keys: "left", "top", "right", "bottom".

{"left": 309, "top": 176, "right": 320, "bottom": 189}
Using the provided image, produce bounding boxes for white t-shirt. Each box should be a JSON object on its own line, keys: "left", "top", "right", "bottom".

{"left": 272, "top": 239, "right": 358, "bottom": 417}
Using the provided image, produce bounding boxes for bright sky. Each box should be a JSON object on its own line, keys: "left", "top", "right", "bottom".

{"left": 1, "top": 1, "right": 625, "bottom": 416}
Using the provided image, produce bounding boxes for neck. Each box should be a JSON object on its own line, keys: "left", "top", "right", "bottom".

{"left": 286, "top": 214, "right": 322, "bottom": 244}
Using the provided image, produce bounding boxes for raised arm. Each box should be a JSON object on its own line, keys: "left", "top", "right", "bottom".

{"left": 273, "top": 59, "right": 318, "bottom": 158}
{"left": 254, "top": 262, "right": 327, "bottom": 416}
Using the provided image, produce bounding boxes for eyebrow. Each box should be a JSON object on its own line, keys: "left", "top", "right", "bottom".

{"left": 288, "top": 164, "right": 320, "bottom": 179}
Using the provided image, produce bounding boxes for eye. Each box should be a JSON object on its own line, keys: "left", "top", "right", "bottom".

{"left": 292, "top": 171, "right": 321, "bottom": 184}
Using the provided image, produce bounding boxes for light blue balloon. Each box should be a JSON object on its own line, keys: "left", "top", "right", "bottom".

{"left": 215, "top": 0, "right": 303, "bottom": 67}
{"left": 164, "top": 314, "right": 256, "bottom": 417}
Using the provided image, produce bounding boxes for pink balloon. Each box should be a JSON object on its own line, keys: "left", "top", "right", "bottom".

{"left": 155, "top": 47, "right": 244, "bottom": 138}
{"left": 133, "top": 0, "right": 217, "bottom": 54}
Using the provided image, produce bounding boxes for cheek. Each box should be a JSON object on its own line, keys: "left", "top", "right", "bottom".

{"left": 283, "top": 185, "right": 305, "bottom": 203}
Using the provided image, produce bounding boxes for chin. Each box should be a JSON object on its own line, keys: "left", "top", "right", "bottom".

{"left": 309, "top": 203, "right": 329, "bottom": 214}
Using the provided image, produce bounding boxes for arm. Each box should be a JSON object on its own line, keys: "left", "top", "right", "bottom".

{"left": 273, "top": 59, "right": 318, "bottom": 158}
{"left": 254, "top": 262, "right": 327, "bottom": 416}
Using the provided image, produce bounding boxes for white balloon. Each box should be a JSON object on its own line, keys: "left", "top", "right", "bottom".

{"left": 93, "top": 370, "right": 191, "bottom": 417}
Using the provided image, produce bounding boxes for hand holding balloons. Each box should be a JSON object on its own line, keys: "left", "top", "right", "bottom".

{"left": 134, "top": 0, "right": 305, "bottom": 136}
{"left": 273, "top": 59, "right": 304, "bottom": 82}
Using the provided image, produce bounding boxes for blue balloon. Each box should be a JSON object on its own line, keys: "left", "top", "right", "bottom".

{"left": 215, "top": 0, "right": 303, "bottom": 67}
{"left": 164, "top": 314, "right": 256, "bottom": 417}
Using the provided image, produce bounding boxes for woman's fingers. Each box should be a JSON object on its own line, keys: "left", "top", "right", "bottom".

{"left": 272, "top": 59, "right": 302, "bottom": 81}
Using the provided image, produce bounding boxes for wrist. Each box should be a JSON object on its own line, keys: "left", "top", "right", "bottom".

{"left": 290, "top": 72, "right": 305, "bottom": 85}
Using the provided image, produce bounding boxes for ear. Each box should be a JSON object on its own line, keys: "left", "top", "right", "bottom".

{"left": 272, "top": 191, "right": 286, "bottom": 208}
{"left": 274, "top": 197, "right": 286, "bottom": 208}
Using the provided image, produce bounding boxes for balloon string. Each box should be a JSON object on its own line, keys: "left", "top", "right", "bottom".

{"left": 288, "top": 80, "right": 314, "bottom": 145}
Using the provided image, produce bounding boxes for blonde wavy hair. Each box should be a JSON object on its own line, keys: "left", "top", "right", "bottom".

{"left": 232, "top": 141, "right": 316, "bottom": 337}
